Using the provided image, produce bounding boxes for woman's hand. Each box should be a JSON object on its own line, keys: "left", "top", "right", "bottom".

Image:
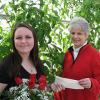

{"left": 0, "top": 83, "right": 7, "bottom": 93}
{"left": 79, "top": 78, "right": 91, "bottom": 89}
{"left": 51, "top": 83, "right": 65, "bottom": 92}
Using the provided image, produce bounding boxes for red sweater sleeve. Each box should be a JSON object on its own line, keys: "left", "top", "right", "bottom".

{"left": 89, "top": 51, "right": 100, "bottom": 95}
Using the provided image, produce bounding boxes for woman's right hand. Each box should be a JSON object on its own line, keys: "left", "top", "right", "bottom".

{"left": 0, "top": 83, "right": 7, "bottom": 93}
{"left": 51, "top": 83, "right": 65, "bottom": 92}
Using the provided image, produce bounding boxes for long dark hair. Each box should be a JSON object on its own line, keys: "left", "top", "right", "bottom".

{"left": 1, "top": 23, "right": 43, "bottom": 79}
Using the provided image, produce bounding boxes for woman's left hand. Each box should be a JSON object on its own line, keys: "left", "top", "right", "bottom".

{"left": 79, "top": 78, "right": 92, "bottom": 89}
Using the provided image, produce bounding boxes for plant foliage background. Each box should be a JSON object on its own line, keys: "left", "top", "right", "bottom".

{"left": 0, "top": 0, "right": 100, "bottom": 75}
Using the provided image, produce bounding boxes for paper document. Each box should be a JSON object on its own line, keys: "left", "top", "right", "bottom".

{"left": 55, "top": 76, "right": 84, "bottom": 89}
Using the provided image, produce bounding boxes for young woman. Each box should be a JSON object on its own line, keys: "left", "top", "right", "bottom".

{"left": 0, "top": 23, "right": 44, "bottom": 94}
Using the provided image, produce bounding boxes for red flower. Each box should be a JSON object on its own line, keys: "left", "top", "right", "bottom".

{"left": 15, "top": 76, "right": 22, "bottom": 85}
{"left": 39, "top": 75, "right": 47, "bottom": 90}
{"left": 28, "top": 74, "right": 36, "bottom": 89}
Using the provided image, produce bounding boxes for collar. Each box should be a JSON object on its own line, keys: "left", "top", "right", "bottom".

{"left": 73, "top": 42, "right": 87, "bottom": 52}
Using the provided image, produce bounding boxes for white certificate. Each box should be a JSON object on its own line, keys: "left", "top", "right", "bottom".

{"left": 55, "top": 76, "right": 84, "bottom": 89}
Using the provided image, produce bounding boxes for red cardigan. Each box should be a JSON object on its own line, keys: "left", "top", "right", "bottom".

{"left": 54, "top": 44, "right": 100, "bottom": 100}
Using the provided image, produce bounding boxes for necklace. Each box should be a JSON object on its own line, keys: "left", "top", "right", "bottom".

{"left": 21, "top": 63, "right": 37, "bottom": 74}
{"left": 29, "top": 67, "right": 37, "bottom": 74}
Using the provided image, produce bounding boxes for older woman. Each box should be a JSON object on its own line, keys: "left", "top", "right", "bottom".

{"left": 52, "top": 17, "right": 100, "bottom": 100}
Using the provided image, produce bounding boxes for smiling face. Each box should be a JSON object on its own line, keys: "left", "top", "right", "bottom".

{"left": 14, "top": 27, "right": 34, "bottom": 55}
{"left": 70, "top": 28, "right": 88, "bottom": 48}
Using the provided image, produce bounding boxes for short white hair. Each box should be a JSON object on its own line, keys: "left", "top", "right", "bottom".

{"left": 69, "top": 16, "right": 89, "bottom": 34}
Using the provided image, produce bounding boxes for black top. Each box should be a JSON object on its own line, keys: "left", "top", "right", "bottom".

{"left": 0, "top": 65, "right": 43, "bottom": 90}
{"left": 0, "top": 65, "right": 44, "bottom": 99}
